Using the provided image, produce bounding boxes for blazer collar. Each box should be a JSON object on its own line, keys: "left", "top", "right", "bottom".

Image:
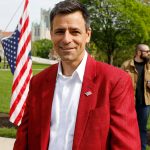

{"left": 40, "top": 64, "right": 58, "bottom": 150}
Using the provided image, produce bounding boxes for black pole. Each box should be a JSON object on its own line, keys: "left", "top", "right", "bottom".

{"left": 3, "top": 54, "right": 6, "bottom": 69}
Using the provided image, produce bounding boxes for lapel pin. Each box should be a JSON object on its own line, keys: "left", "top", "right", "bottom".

{"left": 85, "top": 91, "right": 92, "bottom": 96}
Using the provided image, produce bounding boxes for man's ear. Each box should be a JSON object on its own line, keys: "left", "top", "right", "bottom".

{"left": 50, "top": 30, "right": 53, "bottom": 40}
{"left": 50, "top": 30, "right": 52, "bottom": 37}
{"left": 86, "top": 27, "right": 92, "bottom": 43}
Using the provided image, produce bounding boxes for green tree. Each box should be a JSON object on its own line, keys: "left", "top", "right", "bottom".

{"left": 32, "top": 39, "right": 53, "bottom": 58}
{"left": 80, "top": 0, "right": 150, "bottom": 65}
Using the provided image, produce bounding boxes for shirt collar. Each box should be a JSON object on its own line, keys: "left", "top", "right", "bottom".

{"left": 75, "top": 51, "right": 87, "bottom": 82}
{"left": 57, "top": 51, "right": 88, "bottom": 82}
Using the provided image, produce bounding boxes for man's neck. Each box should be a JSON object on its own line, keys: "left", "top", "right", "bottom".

{"left": 61, "top": 62, "right": 78, "bottom": 76}
{"left": 61, "top": 53, "right": 85, "bottom": 76}
{"left": 134, "top": 56, "right": 144, "bottom": 63}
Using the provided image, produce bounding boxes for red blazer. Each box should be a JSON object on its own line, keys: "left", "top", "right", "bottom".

{"left": 14, "top": 55, "right": 141, "bottom": 150}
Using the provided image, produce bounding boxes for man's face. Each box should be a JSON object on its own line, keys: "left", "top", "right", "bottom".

{"left": 50, "top": 11, "right": 91, "bottom": 64}
{"left": 139, "top": 45, "right": 150, "bottom": 60}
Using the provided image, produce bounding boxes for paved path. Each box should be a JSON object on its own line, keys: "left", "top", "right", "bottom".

{"left": 32, "top": 56, "right": 58, "bottom": 65}
{"left": 0, "top": 137, "right": 15, "bottom": 150}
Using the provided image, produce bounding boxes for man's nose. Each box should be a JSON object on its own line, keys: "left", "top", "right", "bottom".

{"left": 62, "top": 31, "right": 72, "bottom": 44}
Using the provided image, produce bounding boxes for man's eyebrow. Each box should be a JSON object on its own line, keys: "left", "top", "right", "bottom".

{"left": 54, "top": 28, "right": 65, "bottom": 31}
{"left": 54, "top": 27, "right": 82, "bottom": 31}
{"left": 69, "top": 27, "right": 81, "bottom": 30}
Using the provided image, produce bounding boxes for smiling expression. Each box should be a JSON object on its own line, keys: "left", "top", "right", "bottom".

{"left": 50, "top": 11, "right": 91, "bottom": 66}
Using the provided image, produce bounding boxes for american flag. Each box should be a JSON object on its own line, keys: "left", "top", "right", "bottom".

{"left": 1, "top": 0, "right": 32, "bottom": 126}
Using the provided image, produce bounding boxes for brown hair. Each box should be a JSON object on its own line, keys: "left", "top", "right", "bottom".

{"left": 50, "top": 0, "right": 90, "bottom": 30}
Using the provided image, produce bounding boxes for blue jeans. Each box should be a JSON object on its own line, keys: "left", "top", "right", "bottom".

{"left": 136, "top": 104, "right": 150, "bottom": 150}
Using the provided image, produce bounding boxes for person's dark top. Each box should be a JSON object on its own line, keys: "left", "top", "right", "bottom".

{"left": 134, "top": 60, "right": 145, "bottom": 105}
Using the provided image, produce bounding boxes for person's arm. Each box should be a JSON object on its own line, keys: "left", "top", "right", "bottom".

{"left": 13, "top": 78, "right": 33, "bottom": 150}
{"left": 13, "top": 99, "right": 29, "bottom": 149}
{"left": 110, "top": 74, "right": 140, "bottom": 149}
{"left": 121, "top": 62, "right": 130, "bottom": 73}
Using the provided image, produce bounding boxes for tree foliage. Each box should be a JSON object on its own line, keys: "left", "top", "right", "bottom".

{"left": 31, "top": 39, "right": 53, "bottom": 58}
{"left": 80, "top": 0, "right": 150, "bottom": 65}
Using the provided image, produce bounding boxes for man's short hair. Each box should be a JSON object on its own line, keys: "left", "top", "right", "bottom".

{"left": 50, "top": 0, "right": 90, "bottom": 30}
{"left": 135, "top": 44, "right": 149, "bottom": 51}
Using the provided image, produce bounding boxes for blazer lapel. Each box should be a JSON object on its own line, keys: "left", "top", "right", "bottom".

{"left": 73, "top": 55, "right": 97, "bottom": 149}
{"left": 40, "top": 64, "right": 58, "bottom": 150}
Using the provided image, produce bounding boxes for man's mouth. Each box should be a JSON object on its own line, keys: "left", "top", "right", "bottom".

{"left": 60, "top": 47, "right": 75, "bottom": 51}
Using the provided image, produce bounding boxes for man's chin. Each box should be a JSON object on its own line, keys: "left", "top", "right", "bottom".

{"left": 141, "top": 56, "right": 150, "bottom": 62}
{"left": 61, "top": 56, "right": 73, "bottom": 62}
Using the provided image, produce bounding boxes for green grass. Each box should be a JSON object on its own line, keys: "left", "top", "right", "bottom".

{"left": 147, "top": 116, "right": 150, "bottom": 130}
{"left": 147, "top": 146, "right": 150, "bottom": 150}
{"left": 32, "top": 62, "right": 50, "bottom": 69}
{"left": 0, "top": 70, "right": 12, "bottom": 113}
{"left": 0, "top": 127, "right": 17, "bottom": 138}
{"left": 0, "top": 63, "right": 49, "bottom": 138}
{"left": 0, "top": 63, "right": 49, "bottom": 113}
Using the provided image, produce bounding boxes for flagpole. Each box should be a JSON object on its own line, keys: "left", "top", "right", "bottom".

{"left": 4, "top": 0, "right": 24, "bottom": 32}
{"left": 3, "top": 54, "right": 6, "bottom": 69}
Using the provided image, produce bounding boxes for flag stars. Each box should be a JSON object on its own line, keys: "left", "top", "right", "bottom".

{"left": 1, "top": 29, "right": 19, "bottom": 74}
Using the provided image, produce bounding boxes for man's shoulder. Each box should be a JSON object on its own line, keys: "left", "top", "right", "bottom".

{"left": 121, "top": 59, "right": 133, "bottom": 67}
{"left": 32, "top": 63, "right": 58, "bottom": 82}
{"left": 94, "top": 61, "right": 132, "bottom": 92}
{"left": 95, "top": 61, "right": 129, "bottom": 79}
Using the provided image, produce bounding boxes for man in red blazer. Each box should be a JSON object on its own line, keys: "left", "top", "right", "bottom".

{"left": 14, "top": 0, "right": 140, "bottom": 149}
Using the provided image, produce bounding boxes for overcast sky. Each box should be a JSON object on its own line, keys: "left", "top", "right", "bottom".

{"left": 0, "top": 0, "right": 62, "bottom": 31}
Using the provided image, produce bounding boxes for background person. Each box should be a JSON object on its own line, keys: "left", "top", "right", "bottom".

{"left": 14, "top": 0, "right": 140, "bottom": 149}
{"left": 122, "top": 44, "right": 150, "bottom": 150}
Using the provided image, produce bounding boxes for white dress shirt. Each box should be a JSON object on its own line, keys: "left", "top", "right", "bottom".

{"left": 48, "top": 51, "right": 88, "bottom": 150}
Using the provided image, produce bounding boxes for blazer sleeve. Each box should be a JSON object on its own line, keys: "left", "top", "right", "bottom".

{"left": 13, "top": 78, "right": 33, "bottom": 150}
{"left": 109, "top": 74, "right": 141, "bottom": 149}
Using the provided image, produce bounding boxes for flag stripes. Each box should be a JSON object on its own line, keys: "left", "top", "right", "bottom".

{"left": 1, "top": 0, "right": 32, "bottom": 126}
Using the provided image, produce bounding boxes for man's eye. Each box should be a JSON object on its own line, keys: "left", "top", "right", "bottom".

{"left": 72, "top": 31, "right": 80, "bottom": 35}
{"left": 55, "top": 31, "right": 64, "bottom": 34}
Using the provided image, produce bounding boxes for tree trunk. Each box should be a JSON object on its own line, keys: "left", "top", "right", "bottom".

{"left": 107, "top": 53, "right": 113, "bottom": 65}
